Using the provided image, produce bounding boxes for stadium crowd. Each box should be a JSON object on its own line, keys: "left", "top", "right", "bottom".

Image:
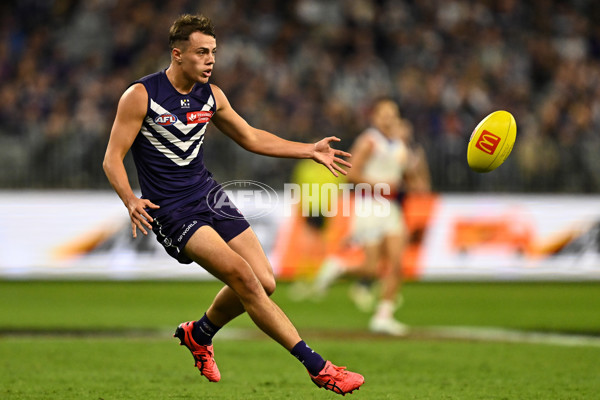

{"left": 2, "top": 0, "right": 600, "bottom": 192}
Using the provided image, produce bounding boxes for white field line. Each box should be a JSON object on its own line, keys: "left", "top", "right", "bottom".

{"left": 409, "top": 326, "right": 600, "bottom": 348}
{"left": 216, "top": 326, "right": 600, "bottom": 348}
{"left": 3, "top": 326, "right": 599, "bottom": 348}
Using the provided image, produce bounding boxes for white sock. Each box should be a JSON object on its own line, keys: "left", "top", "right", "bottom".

{"left": 374, "top": 300, "right": 396, "bottom": 320}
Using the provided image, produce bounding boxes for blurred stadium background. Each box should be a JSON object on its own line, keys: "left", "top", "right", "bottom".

{"left": 2, "top": 2, "right": 600, "bottom": 399}
{"left": 3, "top": 0, "right": 600, "bottom": 192}
{"left": 0, "top": 0, "right": 600, "bottom": 279}
{"left": 2, "top": 0, "right": 600, "bottom": 281}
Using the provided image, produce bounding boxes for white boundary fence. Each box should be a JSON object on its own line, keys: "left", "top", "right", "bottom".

{"left": 1, "top": 191, "right": 599, "bottom": 280}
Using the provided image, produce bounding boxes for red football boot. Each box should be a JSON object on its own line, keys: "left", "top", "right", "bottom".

{"left": 174, "top": 321, "right": 221, "bottom": 382}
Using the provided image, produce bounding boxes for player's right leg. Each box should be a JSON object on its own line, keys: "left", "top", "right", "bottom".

{"left": 179, "top": 225, "right": 365, "bottom": 394}
{"left": 174, "top": 225, "right": 300, "bottom": 381}
{"left": 202, "top": 226, "right": 277, "bottom": 328}
{"left": 183, "top": 225, "right": 303, "bottom": 350}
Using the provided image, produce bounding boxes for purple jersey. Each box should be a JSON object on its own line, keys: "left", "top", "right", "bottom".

{"left": 130, "top": 70, "right": 217, "bottom": 210}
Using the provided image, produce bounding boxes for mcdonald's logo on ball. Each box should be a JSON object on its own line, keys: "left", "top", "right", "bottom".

{"left": 467, "top": 111, "right": 517, "bottom": 173}
{"left": 475, "top": 130, "right": 501, "bottom": 155}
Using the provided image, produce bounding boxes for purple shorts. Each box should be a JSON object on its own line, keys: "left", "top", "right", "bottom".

{"left": 151, "top": 188, "right": 250, "bottom": 264}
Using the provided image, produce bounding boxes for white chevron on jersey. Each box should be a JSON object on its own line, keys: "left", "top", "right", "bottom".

{"left": 140, "top": 124, "right": 206, "bottom": 166}
{"left": 141, "top": 96, "right": 214, "bottom": 166}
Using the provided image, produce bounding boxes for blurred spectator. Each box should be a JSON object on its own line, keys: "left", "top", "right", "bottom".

{"left": 2, "top": 0, "right": 600, "bottom": 192}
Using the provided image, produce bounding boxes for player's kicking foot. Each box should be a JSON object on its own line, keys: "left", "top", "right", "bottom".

{"left": 309, "top": 360, "right": 365, "bottom": 395}
{"left": 173, "top": 321, "right": 221, "bottom": 382}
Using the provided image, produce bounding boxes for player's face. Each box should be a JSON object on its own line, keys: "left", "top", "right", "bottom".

{"left": 179, "top": 31, "right": 216, "bottom": 84}
{"left": 371, "top": 101, "right": 400, "bottom": 136}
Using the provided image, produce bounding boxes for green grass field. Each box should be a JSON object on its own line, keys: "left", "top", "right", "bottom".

{"left": 1, "top": 280, "right": 599, "bottom": 399}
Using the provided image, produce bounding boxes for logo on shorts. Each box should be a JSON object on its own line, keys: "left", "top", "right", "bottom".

{"left": 208, "top": 180, "right": 278, "bottom": 221}
{"left": 163, "top": 237, "right": 172, "bottom": 247}
{"left": 177, "top": 220, "right": 198, "bottom": 243}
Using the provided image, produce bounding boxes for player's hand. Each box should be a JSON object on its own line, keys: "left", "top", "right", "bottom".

{"left": 126, "top": 197, "right": 160, "bottom": 238}
{"left": 313, "top": 136, "right": 352, "bottom": 177}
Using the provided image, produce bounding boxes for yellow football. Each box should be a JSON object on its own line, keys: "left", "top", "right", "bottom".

{"left": 467, "top": 110, "right": 517, "bottom": 173}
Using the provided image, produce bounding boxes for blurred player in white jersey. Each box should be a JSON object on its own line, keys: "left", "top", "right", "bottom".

{"left": 313, "top": 97, "right": 431, "bottom": 335}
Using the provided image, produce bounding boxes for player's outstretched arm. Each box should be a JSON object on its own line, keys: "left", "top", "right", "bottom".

{"left": 210, "top": 84, "right": 351, "bottom": 176}
{"left": 312, "top": 136, "right": 352, "bottom": 177}
{"left": 103, "top": 84, "right": 159, "bottom": 237}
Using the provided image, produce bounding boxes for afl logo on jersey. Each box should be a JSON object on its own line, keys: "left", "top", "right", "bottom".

{"left": 154, "top": 113, "right": 178, "bottom": 126}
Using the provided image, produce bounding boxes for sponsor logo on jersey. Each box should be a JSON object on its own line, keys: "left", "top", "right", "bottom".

{"left": 186, "top": 110, "right": 214, "bottom": 124}
{"left": 181, "top": 99, "right": 190, "bottom": 108}
{"left": 154, "top": 113, "right": 178, "bottom": 126}
{"left": 475, "top": 130, "right": 501, "bottom": 155}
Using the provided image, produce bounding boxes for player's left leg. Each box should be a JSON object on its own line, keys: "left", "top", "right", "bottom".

{"left": 347, "top": 241, "right": 380, "bottom": 312}
{"left": 381, "top": 232, "right": 406, "bottom": 299}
